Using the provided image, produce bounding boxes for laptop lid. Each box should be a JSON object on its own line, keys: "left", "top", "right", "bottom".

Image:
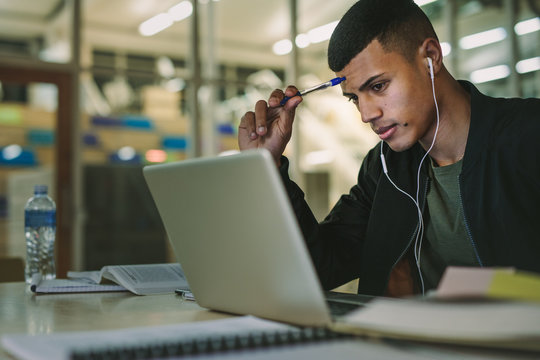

{"left": 143, "top": 149, "right": 332, "bottom": 327}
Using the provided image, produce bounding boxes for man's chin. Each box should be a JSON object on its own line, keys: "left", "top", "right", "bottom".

{"left": 385, "top": 139, "right": 415, "bottom": 152}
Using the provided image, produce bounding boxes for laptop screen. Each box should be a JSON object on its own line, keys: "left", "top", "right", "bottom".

{"left": 143, "top": 149, "right": 332, "bottom": 326}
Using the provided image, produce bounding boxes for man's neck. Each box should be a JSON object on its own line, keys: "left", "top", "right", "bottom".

{"left": 421, "top": 74, "right": 471, "bottom": 167}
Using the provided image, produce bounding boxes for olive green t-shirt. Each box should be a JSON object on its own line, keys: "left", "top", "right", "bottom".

{"left": 420, "top": 159, "right": 479, "bottom": 291}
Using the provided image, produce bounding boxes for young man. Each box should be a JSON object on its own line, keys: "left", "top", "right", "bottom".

{"left": 238, "top": 0, "right": 540, "bottom": 297}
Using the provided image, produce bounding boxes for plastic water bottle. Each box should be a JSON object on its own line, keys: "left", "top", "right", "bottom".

{"left": 24, "top": 185, "right": 56, "bottom": 283}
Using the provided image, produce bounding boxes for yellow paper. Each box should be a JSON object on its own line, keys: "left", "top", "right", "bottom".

{"left": 488, "top": 270, "right": 540, "bottom": 303}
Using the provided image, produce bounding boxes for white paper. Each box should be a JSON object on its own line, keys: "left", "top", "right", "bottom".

{"left": 435, "top": 266, "right": 515, "bottom": 299}
{"left": 67, "top": 263, "right": 189, "bottom": 295}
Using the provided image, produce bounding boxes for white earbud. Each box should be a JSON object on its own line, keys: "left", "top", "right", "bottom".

{"left": 427, "top": 57, "right": 434, "bottom": 80}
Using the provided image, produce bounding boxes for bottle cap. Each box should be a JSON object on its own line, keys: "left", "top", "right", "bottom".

{"left": 34, "top": 185, "right": 48, "bottom": 194}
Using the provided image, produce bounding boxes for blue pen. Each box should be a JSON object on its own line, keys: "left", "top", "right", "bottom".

{"left": 280, "top": 76, "right": 346, "bottom": 106}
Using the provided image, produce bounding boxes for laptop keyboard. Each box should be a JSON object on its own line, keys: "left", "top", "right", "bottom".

{"left": 326, "top": 300, "right": 362, "bottom": 316}
{"left": 324, "top": 291, "right": 374, "bottom": 317}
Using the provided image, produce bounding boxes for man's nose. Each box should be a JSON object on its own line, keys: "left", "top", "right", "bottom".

{"left": 358, "top": 99, "right": 382, "bottom": 123}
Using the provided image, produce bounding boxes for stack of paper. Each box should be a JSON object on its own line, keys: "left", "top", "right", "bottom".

{"left": 435, "top": 266, "right": 540, "bottom": 302}
{"left": 334, "top": 266, "right": 540, "bottom": 352}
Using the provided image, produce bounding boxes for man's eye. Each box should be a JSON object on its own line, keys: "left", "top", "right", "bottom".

{"left": 372, "top": 82, "right": 386, "bottom": 92}
{"left": 348, "top": 96, "right": 358, "bottom": 104}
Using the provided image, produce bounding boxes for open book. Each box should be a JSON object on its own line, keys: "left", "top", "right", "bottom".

{"left": 31, "top": 263, "right": 189, "bottom": 295}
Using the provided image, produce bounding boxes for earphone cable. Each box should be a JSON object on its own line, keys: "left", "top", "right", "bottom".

{"left": 379, "top": 59, "right": 440, "bottom": 295}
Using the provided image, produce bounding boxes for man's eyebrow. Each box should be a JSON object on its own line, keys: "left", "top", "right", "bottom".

{"left": 342, "top": 73, "right": 385, "bottom": 97}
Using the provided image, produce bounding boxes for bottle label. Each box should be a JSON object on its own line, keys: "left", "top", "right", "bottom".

{"left": 25, "top": 210, "right": 56, "bottom": 227}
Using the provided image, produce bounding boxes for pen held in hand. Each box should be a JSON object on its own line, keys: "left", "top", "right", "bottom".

{"left": 280, "top": 76, "right": 346, "bottom": 106}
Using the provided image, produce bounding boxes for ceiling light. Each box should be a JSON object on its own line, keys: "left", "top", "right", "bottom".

{"left": 272, "top": 19, "right": 340, "bottom": 54}
{"left": 295, "top": 34, "right": 310, "bottom": 48}
{"left": 307, "top": 21, "right": 339, "bottom": 44}
{"left": 459, "top": 27, "right": 507, "bottom": 49}
{"left": 168, "top": 1, "right": 193, "bottom": 22}
{"left": 470, "top": 65, "right": 510, "bottom": 84}
{"left": 273, "top": 39, "right": 292, "bottom": 55}
{"left": 139, "top": 1, "right": 194, "bottom": 37}
{"left": 514, "top": 17, "right": 540, "bottom": 35}
{"left": 516, "top": 57, "right": 540, "bottom": 74}
{"left": 139, "top": 13, "right": 174, "bottom": 36}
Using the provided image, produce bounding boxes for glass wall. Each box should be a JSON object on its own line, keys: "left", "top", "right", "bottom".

{"left": 78, "top": 0, "right": 293, "bottom": 269}
{"left": 0, "top": 0, "right": 75, "bottom": 273}
{"left": 0, "top": 82, "right": 57, "bottom": 263}
{"left": 0, "top": 0, "right": 538, "bottom": 272}
{"left": 0, "top": 0, "right": 73, "bottom": 64}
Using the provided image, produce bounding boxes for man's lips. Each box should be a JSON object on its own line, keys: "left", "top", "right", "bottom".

{"left": 374, "top": 124, "right": 396, "bottom": 135}
{"left": 374, "top": 124, "right": 398, "bottom": 140}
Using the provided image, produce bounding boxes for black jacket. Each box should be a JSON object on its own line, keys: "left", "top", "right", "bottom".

{"left": 280, "top": 81, "right": 540, "bottom": 296}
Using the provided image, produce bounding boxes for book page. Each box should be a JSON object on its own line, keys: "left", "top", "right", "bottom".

{"left": 337, "top": 298, "right": 540, "bottom": 351}
{"left": 66, "top": 270, "right": 103, "bottom": 284}
{"left": 102, "top": 263, "right": 189, "bottom": 295}
{"left": 67, "top": 263, "right": 189, "bottom": 295}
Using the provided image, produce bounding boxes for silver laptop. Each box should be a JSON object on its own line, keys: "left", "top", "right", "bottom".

{"left": 143, "top": 149, "right": 365, "bottom": 327}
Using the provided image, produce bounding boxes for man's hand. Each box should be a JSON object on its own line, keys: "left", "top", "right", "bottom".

{"left": 238, "top": 86, "right": 302, "bottom": 166}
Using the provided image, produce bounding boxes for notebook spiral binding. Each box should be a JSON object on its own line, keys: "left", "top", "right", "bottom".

{"left": 70, "top": 327, "right": 352, "bottom": 359}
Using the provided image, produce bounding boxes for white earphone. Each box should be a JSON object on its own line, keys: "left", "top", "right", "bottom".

{"left": 427, "top": 57, "right": 434, "bottom": 79}
{"left": 379, "top": 56, "right": 439, "bottom": 295}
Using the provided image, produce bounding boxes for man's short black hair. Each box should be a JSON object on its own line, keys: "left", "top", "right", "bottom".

{"left": 328, "top": 0, "right": 438, "bottom": 72}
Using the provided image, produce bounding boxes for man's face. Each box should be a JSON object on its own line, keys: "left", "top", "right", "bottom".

{"left": 336, "top": 40, "right": 436, "bottom": 152}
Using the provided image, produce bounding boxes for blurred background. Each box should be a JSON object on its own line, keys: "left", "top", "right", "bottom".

{"left": 0, "top": 0, "right": 538, "bottom": 276}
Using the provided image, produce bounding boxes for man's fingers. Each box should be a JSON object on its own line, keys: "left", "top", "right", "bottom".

{"left": 268, "top": 86, "right": 301, "bottom": 107}
{"left": 255, "top": 100, "right": 269, "bottom": 135}
{"left": 282, "top": 94, "right": 302, "bottom": 111}
{"left": 239, "top": 86, "right": 300, "bottom": 146}
{"left": 239, "top": 111, "right": 258, "bottom": 140}
{"left": 268, "top": 89, "right": 285, "bottom": 107}
{"left": 284, "top": 85, "right": 300, "bottom": 97}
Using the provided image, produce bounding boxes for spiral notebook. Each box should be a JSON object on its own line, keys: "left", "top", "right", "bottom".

{"left": 1, "top": 316, "right": 435, "bottom": 360}
{"left": 0, "top": 316, "right": 330, "bottom": 359}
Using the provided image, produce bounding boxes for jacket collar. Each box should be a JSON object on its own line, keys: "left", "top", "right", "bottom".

{"left": 458, "top": 80, "right": 494, "bottom": 174}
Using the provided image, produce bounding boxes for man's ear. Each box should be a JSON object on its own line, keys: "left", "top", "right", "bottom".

{"left": 420, "top": 38, "right": 442, "bottom": 75}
